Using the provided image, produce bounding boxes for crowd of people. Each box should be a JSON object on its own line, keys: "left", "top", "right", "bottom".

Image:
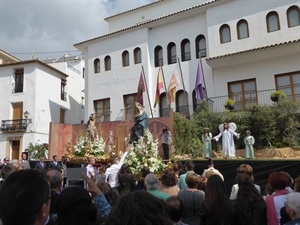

{"left": 0, "top": 152, "right": 299, "bottom": 225}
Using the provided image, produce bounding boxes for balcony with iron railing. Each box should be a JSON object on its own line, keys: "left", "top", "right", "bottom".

{"left": 61, "top": 91, "right": 67, "bottom": 101}
{"left": 12, "top": 83, "right": 23, "bottom": 93}
{"left": 1, "top": 119, "right": 28, "bottom": 132}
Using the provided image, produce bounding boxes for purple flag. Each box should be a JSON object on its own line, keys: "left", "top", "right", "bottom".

{"left": 195, "top": 62, "right": 204, "bottom": 100}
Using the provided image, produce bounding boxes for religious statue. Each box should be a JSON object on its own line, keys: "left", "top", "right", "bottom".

{"left": 129, "top": 102, "right": 149, "bottom": 144}
{"left": 87, "top": 113, "right": 97, "bottom": 141}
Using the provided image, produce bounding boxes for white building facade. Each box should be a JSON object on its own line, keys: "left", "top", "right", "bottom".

{"left": 74, "top": 0, "right": 300, "bottom": 121}
{"left": 0, "top": 57, "right": 85, "bottom": 160}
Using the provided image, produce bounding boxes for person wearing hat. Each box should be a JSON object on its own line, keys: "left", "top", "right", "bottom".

{"left": 202, "top": 128, "right": 213, "bottom": 159}
{"left": 202, "top": 158, "right": 224, "bottom": 181}
{"left": 145, "top": 173, "right": 170, "bottom": 201}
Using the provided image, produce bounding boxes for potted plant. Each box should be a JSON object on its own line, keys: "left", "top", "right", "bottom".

{"left": 270, "top": 90, "right": 287, "bottom": 102}
{"left": 224, "top": 98, "right": 235, "bottom": 110}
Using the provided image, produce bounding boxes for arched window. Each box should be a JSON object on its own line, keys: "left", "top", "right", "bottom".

{"left": 237, "top": 19, "right": 249, "bottom": 39}
{"left": 181, "top": 39, "right": 191, "bottom": 62}
{"left": 94, "top": 58, "right": 100, "bottom": 73}
{"left": 154, "top": 46, "right": 163, "bottom": 67}
{"left": 219, "top": 24, "right": 231, "bottom": 43}
{"left": 167, "top": 42, "right": 177, "bottom": 65}
{"left": 266, "top": 11, "right": 280, "bottom": 32}
{"left": 287, "top": 6, "right": 300, "bottom": 27}
{"left": 176, "top": 90, "right": 189, "bottom": 118}
{"left": 134, "top": 47, "right": 142, "bottom": 64}
{"left": 122, "top": 51, "right": 129, "bottom": 67}
{"left": 104, "top": 55, "right": 111, "bottom": 71}
{"left": 159, "top": 93, "right": 169, "bottom": 117}
{"left": 195, "top": 35, "right": 206, "bottom": 58}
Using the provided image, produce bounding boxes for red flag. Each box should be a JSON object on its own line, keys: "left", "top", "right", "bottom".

{"left": 167, "top": 70, "right": 180, "bottom": 104}
{"left": 154, "top": 67, "right": 164, "bottom": 108}
{"left": 136, "top": 72, "right": 145, "bottom": 105}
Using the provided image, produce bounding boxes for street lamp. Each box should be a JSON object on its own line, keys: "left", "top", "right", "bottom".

{"left": 24, "top": 110, "right": 32, "bottom": 124}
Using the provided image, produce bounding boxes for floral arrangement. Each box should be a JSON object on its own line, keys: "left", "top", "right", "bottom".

{"left": 125, "top": 129, "right": 167, "bottom": 174}
{"left": 224, "top": 98, "right": 235, "bottom": 110}
{"left": 73, "top": 134, "right": 106, "bottom": 157}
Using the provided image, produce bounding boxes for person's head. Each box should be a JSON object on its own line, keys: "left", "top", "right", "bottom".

{"left": 141, "top": 166, "right": 150, "bottom": 177}
{"left": 9, "top": 159, "right": 21, "bottom": 170}
{"left": 1, "top": 165, "right": 17, "bottom": 180}
{"left": 245, "top": 130, "right": 251, "bottom": 136}
{"left": 237, "top": 164, "right": 254, "bottom": 181}
{"left": 205, "top": 174, "right": 227, "bottom": 200}
{"left": 160, "top": 169, "right": 177, "bottom": 187}
{"left": 268, "top": 171, "right": 289, "bottom": 190}
{"left": 207, "top": 158, "right": 214, "bottom": 167}
{"left": 294, "top": 175, "right": 300, "bottom": 192}
{"left": 223, "top": 123, "right": 228, "bottom": 130}
{"left": 119, "top": 163, "right": 131, "bottom": 175}
{"left": 97, "top": 181, "right": 118, "bottom": 206}
{"left": 52, "top": 155, "right": 58, "bottom": 162}
{"left": 47, "top": 169, "right": 62, "bottom": 190}
{"left": 3, "top": 157, "right": 10, "bottom": 164}
{"left": 280, "top": 171, "right": 293, "bottom": 187}
{"left": 145, "top": 173, "right": 159, "bottom": 190}
{"left": 203, "top": 127, "right": 210, "bottom": 133}
{"left": 87, "top": 156, "right": 95, "bottom": 165}
{"left": 163, "top": 127, "right": 168, "bottom": 133}
{"left": 39, "top": 156, "right": 45, "bottom": 163}
{"left": 21, "top": 152, "right": 28, "bottom": 160}
{"left": 166, "top": 196, "right": 184, "bottom": 223}
{"left": 197, "top": 175, "right": 207, "bottom": 192}
{"left": 285, "top": 192, "right": 300, "bottom": 219}
{"left": 110, "top": 156, "right": 120, "bottom": 165}
{"left": 0, "top": 170, "right": 51, "bottom": 225}
{"left": 61, "top": 156, "right": 67, "bottom": 163}
{"left": 56, "top": 186, "right": 97, "bottom": 225}
{"left": 107, "top": 190, "right": 173, "bottom": 225}
{"left": 185, "top": 160, "right": 195, "bottom": 171}
{"left": 185, "top": 172, "right": 200, "bottom": 189}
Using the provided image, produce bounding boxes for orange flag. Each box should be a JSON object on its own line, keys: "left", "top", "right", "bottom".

{"left": 167, "top": 71, "right": 180, "bottom": 103}
{"left": 153, "top": 67, "right": 164, "bottom": 108}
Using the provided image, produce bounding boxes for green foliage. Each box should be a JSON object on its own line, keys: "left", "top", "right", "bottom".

{"left": 25, "top": 143, "right": 47, "bottom": 160}
{"left": 224, "top": 98, "right": 235, "bottom": 110}
{"left": 173, "top": 112, "right": 203, "bottom": 158}
{"left": 270, "top": 90, "right": 287, "bottom": 102}
{"left": 173, "top": 98, "right": 300, "bottom": 156}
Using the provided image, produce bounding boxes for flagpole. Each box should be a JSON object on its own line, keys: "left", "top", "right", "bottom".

{"left": 160, "top": 66, "right": 170, "bottom": 111}
{"left": 177, "top": 57, "right": 190, "bottom": 118}
{"left": 198, "top": 53, "right": 208, "bottom": 104}
{"left": 141, "top": 65, "right": 154, "bottom": 118}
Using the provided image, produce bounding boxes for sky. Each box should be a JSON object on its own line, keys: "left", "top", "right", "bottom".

{"left": 0, "top": 0, "right": 155, "bottom": 60}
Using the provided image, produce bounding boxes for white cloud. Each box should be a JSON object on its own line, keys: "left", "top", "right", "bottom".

{"left": 0, "top": 0, "right": 155, "bottom": 60}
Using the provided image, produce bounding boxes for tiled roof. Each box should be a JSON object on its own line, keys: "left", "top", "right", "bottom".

{"left": 206, "top": 39, "right": 300, "bottom": 61}
{"left": 74, "top": 0, "right": 223, "bottom": 47}
{"left": 104, "top": 0, "right": 163, "bottom": 20}
{"left": 0, "top": 59, "right": 68, "bottom": 77}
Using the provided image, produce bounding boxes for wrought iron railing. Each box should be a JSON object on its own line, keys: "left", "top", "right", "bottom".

{"left": 12, "top": 83, "right": 23, "bottom": 93}
{"left": 1, "top": 119, "right": 27, "bottom": 132}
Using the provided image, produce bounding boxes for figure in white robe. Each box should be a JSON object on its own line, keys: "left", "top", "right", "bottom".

{"left": 213, "top": 123, "right": 240, "bottom": 158}
{"left": 202, "top": 128, "right": 213, "bottom": 159}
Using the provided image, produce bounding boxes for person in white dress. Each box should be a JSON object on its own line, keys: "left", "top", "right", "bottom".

{"left": 213, "top": 122, "right": 240, "bottom": 159}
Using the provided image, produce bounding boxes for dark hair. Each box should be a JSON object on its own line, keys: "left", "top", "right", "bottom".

{"left": 235, "top": 173, "right": 266, "bottom": 225}
{"left": 141, "top": 166, "right": 151, "bottom": 177}
{"left": 268, "top": 171, "right": 289, "bottom": 190}
{"left": 56, "top": 186, "right": 97, "bottom": 225}
{"left": 207, "top": 158, "right": 214, "bottom": 166}
{"left": 204, "top": 175, "right": 232, "bottom": 225}
{"left": 0, "top": 170, "right": 50, "bottom": 225}
{"left": 185, "top": 160, "right": 195, "bottom": 171}
{"left": 166, "top": 196, "right": 184, "bottom": 222}
{"left": 161, "top": 169, "right": 177, "bottom": 187}
{"left": 97, "top": 181, "right": 118, "bottom": 206}
{"left": 106, "top": 190, "right": 173, "bottom": 225}
{"left": 1, "top": 165, "right": 17, "bottom": 180}
{"left": 118, "top": 164, "right": 135, "bottom": 192}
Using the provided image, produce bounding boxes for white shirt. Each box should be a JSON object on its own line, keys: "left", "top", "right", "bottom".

{"left": 86, "top": 164, "right": 96, "bottom": 178}
{"left": 230, "top": 183, "right": 261, "bottom": 200}
{"left": 105, "top": 151, "right": 128, "bottom": 188}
